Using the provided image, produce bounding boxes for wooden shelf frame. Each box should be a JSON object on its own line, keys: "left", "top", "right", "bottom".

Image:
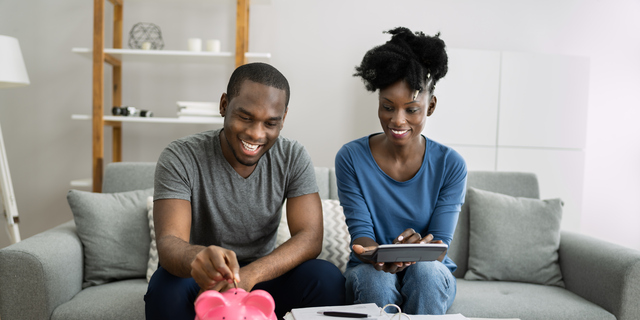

{"left": 89, "top": 0, "right": 253, "bottom": 192}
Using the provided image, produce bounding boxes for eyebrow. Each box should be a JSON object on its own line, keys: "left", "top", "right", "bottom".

{"left": 236, "top": 107, "right": 283, "bottom": 121}
{"left": 381, "top": 97, "right": 419, "bottom": 105}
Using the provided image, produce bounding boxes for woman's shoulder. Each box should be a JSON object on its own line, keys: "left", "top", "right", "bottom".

{"left": 425, "top": 137, "right": 466, "bottom": 165}
{"left": 337, "top": 135, "right": 373, "bottom": 154}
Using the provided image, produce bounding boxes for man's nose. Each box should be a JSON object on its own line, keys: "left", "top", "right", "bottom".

{"left": 246, "top": 122, "right": 267, "bottom": 141}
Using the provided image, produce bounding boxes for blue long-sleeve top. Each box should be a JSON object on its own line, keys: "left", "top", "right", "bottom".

{"left": 335, "top": 134, "right": 467, "bottom": 272}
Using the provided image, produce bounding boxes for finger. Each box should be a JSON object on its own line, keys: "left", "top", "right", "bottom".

{"left": 374, "top": 262, "right": 384, "bottom": 271}
{"left": 224, "top": 250, "right": 241, "bottom": 282}
{"left": 394, "top": 228, "right": 417, "bottom": 244}
{"left": 404, "top": 232, "right": 422, "bottom": 244}
{"left": 209, "top": 249, "right": 235, "bottom": 281}
{"left": 420, "top": 234, "right": 435, "bottom": 244}
{"left": 211, "top": 279, "right": 228, "bottom": 292}
{"left": 385, "top": 262, "right": 399, "bottom": 274}
{"left": 352, "top": 244, "right": 366, "bottom": 255}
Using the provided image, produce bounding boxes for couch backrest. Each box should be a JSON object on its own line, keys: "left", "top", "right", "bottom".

{"left": 103, "top": 163, "right": 539, "bottom": 277}
{"left": 103, "top": 162, "right": 156, "bottom": 193}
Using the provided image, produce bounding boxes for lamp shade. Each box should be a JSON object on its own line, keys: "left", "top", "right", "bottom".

{"left": 0, "top": 35, "right": 30, "bottom": 88}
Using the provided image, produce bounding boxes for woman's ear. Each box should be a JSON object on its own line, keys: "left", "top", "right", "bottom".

{"left": 427, "top": 95, "right": 437, "bottom": 116}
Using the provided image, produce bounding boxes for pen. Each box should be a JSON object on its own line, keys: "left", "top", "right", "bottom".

{"left": 317, "top": 311, "right": 370, "bottom": 318}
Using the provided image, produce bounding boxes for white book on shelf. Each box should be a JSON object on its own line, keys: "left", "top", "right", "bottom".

{"left": 177, "top": 109, "right": 218, "bottom": 116}
{"left": 176, "top": 101, "right": 218, "bottom": 110}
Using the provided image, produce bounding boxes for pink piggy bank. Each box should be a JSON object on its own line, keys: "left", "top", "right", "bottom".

{"left": 194, "top": 288, "right": 277, "bottom": 320}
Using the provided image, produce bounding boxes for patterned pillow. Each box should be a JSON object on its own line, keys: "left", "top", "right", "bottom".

{"left": 276, "top": 199, "right": 350, "bottom": 273}
{"left": 146, "top": 196, "right": 159, "bottom": 282}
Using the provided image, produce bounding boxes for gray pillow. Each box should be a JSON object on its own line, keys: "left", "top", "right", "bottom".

{"left": 67, "top": 188, "right": 153, "bottom": 288}
{"left": 464, "top": 187, "right": 564, "bottom": 287}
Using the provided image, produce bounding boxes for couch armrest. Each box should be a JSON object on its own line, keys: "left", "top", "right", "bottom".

{"left": 559, "top": 230, "right": 640, "bottom": 320}
{"left": 0, "top": 220, "right": 84, "bottom": 320}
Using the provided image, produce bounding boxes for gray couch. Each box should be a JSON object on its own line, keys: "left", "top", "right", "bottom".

{"left": 1, "top": 162, "right": 639, "bottom": 320}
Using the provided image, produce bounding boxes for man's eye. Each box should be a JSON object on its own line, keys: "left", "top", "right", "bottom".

{"left": 239, "top": 116, "right": 250, "bottom": 121}
{"left": 266, "top": 122, "right": 277, "bottom": 127}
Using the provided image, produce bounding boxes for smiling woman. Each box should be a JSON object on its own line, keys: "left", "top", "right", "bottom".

{"left": 335, "top": 27, "right": 467, "bottom": 315}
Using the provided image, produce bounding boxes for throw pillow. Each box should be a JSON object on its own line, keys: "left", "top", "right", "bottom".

{"left": 67, "top": 188, "right": 153, "bottom": 288}
{"left": 276, "top": 199, "right": 351, "bottom": 273}
{"left": 464, "top": 187, "right": 564, "bottom": 287}
{"left": 147, "top": 196, "right": 159, "bottom": 282}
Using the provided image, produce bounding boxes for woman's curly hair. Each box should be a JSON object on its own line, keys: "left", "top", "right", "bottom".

{"left": 354, "top": 27, "right": 448, "bottom": 94}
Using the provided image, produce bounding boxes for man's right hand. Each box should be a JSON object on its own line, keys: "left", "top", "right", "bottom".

{"left": 190, "top": 245, "right": 241, "bottom": 291}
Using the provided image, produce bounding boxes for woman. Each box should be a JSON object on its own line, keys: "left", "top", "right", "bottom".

{"left": 335, "top": 27, "right": 467, "bottom": 315}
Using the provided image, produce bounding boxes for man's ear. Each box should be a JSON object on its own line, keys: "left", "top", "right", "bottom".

{"left": 219, "top": 93, "right": 228, "bottom": 117}
{"left": 280, "top": 107, "right": 288, "bottom": 129}
{"left": 427, "top": 95, "right": 437, "bottom": 117}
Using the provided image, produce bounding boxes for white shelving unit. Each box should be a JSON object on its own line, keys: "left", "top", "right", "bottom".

{"left": 71, "top": 114, "right": 224, "bottom": 125}
{"left": 71, "top": 47, "right": 270, "bottom": 64}
{"left": 78, "top": 0, "right": 263, "bottom": 192}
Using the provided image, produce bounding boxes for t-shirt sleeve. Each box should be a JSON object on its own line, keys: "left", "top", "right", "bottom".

{"left": 335, "top": 144, "right": 376, "bottom": 244}
{"left": 285, "top": 141, "right": 318, "bottom": 198}
{"left": 154, "top": 142, "right": 192, "bottom": 202}
{"left": 427, "top": 149, "right": 467, "bottom": 245}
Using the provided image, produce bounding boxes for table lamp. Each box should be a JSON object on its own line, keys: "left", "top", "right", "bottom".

{"left": 0, "top": 35, "right": 30, "bottom": 243}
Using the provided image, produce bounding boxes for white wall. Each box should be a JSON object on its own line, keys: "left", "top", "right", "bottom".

{"left": 0, "top": 0, "right": 638, "bottom": 251}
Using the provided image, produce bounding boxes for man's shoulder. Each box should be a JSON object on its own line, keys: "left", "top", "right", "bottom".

{"left": 165, "top": 130, "right": 218, "bottom": 152}
{"left": 269, "top": 135, "right": 306, "bottom": 156}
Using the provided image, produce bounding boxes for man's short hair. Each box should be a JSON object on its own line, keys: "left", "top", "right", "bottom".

{"left": 226, "top": 62, "right": 291, "bottom": 108}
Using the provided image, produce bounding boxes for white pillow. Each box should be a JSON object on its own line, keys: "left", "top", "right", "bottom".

{"left": 147, "top": 196, "right": 159, "bottom": 282}
{"left": 276, "top": 199, "right": 350, "bottom": 273}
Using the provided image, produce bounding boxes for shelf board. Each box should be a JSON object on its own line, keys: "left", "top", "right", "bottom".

{"left": 72, "top": 47, "right": 270, "bottom": 64}
{"left": 72, "top": 114, "right": 224, "bottom": 125}
{"left": 70, "top": 178, "right": 92, "bottom": 188}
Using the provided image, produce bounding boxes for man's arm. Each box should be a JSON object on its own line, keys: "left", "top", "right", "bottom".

{"left": 214, "top": 192, "right": 323, "bottom": 292}
{"left": 154, "top": 199, "right": 240, "bottom": 290}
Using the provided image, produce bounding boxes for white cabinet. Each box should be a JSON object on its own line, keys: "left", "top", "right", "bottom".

{"left": 424, "top": 48, "right": 590, "bottom": 232}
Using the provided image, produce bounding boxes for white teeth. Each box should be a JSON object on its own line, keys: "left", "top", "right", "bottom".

{"left": 241, "top": 140, "right": 259, "bottom": 151}
{"left": 391, "top": 129, "right": 408, "bottom": 135}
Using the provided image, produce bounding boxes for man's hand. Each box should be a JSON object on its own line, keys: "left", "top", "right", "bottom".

{"left": 190, "top": 245, "right": 241, "bottom": 291}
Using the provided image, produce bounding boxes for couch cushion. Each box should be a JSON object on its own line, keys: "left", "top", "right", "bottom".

{"left": 51, "top": 279, "right": 147, "bottom": 320}
{"left": 448, "top": 279, "right": 615, "bottom": 320}
{"left": 67, "top": 188, "right": 153, "bottom": 288}
{"left": 277, "top": 199, "right": 350, "bottom": 272}
{"left": 449, "top": 171, "right": 540, "bottom": 278}
{"left": 463, "top": 187, "right": 564, "bottom": 287}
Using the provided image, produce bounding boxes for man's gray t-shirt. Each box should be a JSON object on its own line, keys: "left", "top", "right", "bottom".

{"left": 154, "top": 129, "right": 318, "bottom": 262}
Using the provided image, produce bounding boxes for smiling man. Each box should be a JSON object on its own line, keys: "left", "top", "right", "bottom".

{"left": 145, "top": 63, "right": 345, "bottom": 320}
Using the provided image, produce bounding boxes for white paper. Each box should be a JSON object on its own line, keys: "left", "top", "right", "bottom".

{"left": 289, "top": 303, "right": 469, "bottom": 320}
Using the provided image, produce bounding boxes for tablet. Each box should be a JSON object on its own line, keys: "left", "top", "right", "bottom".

{"left": 359, "top": 243, "right": 448, "bottom": 263}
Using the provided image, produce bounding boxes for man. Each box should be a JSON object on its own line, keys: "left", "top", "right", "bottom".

{"left": 144, "top": 63, "right": 345, "bottom": 319}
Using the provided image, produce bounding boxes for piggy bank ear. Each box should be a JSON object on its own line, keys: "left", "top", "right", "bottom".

{"left": 195, "top": 290, "right": 229, "bottom": 318}
{"left": 242, "top": 290, "right": 276, "bottom": 318}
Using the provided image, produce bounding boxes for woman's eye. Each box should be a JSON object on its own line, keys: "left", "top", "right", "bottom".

{"left": 407, "top": 108, "right": 418, "bottom": 114}
{"left": 382, "top": 105, "right": 392, "bottom": 111}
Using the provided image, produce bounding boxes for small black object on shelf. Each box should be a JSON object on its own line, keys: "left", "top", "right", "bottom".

{"left": 128, "top": 22, "right": 164, "bottom": 50}
{"left": 113, "top": 106, "right": 153, "bottom": 117}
